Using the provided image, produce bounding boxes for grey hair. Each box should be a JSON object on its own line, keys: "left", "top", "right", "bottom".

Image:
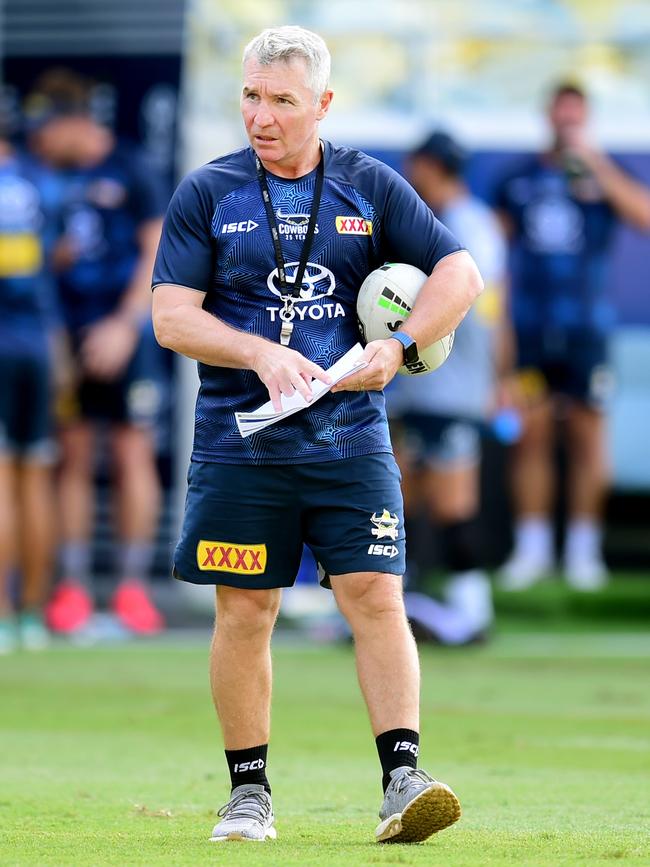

{"left": 243, "top": 26, "right": 331, "bottom": 101}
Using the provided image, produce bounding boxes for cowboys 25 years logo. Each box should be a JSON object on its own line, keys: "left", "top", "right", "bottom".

{"left": 276, "top": 208, "right": 320, "bottom": 240}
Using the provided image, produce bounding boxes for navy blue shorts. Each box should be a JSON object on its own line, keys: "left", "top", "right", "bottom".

{"left": 0, "top": 350, "right": 55, "bottom": 462}
{"left": 173, "top": 454, "right": 406, "bottom": 589}
{"left": 516, "top": 329, "right": 612, "bottom": 409}
{"left": 393, "top": 413, "right": 481, "bottom": 468}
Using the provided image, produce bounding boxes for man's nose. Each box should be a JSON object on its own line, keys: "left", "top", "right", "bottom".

{"left": 254, "top": 103, "right": 275, "bottom": 127}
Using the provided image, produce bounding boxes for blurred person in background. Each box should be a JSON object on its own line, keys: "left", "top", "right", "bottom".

{"left": 0, "top": 103, "right": 62, "bottom": 652}
{"left": 387, "top": 131, "right": 508, "bottom": 645}
{"left": 495, "top": 82, "right": 650, "bottom": 591}
{"left": 26, "top": 70, "right": 168, "bottom": 635}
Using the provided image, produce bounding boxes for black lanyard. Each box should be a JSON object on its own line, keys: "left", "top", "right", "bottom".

{"left": 255, "top": 148, "right": 324, "bottom": 345}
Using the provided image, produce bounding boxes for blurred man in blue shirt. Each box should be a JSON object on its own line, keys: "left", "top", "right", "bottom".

{"left": 27, "top": 71, "right": 168, "bottom": 634}
{"left": 495, "top": 82, "right": 650, "bottom": 590}
{"left": 387, "top": 131, "right": 508, "bottom": 644}
{"left": 0, "top": 116, "right": 62, "bottom": 652}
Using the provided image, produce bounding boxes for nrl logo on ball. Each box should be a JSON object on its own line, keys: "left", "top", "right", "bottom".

{"left": 370, "top": 509, "right": 399, "bottom": 541}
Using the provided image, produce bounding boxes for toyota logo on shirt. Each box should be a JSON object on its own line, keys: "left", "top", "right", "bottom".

{"left": 267, "top": 261, "right": 336, "bottom": 302}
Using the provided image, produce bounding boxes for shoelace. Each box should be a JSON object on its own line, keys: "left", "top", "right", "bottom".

{"left": 218, "top": 790, "right": 271, "bottom": 822}
{"left": 391, "top": 768, "right": 435, "bottom": 794}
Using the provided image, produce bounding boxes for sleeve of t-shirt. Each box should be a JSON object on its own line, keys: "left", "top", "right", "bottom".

{"left": 129, "top": 154, "right": 170, "bottom": 223}
{"left": 151, "top": 169, "right": 215, "bottom": 292}
{"left": 449, "top": 205, "right": 507, "bottom": 288}
{"left": 378, "top": 164, "right": 464, "bottom": 273}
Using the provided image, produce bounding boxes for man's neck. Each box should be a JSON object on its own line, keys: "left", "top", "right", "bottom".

{"left": 259, "top": 138, "right": 321, "bottom": 179}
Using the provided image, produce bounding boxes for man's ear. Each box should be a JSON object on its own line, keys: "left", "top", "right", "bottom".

{"left": 316, "top": 89, "right": 334, "bottom": 121}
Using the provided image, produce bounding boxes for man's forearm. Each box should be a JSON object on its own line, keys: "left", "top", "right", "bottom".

{"left": 118, "top": 219, "right": 165, "bottom": 326}
{"left": 153, "top": 298, "right": 270, "bottom": 369}
{"left": 401, "top": 250, "right": 483, "bottom": 348}
{"left": 118, "top": 258, "right": 158, "bottom": 325}
{"left": 584, "top": 152, "right": 650, "bottom": 230}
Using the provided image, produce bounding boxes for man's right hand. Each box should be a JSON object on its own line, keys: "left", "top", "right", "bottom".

{"left": 252, "top": 344, "right": 331, "bottom": 412}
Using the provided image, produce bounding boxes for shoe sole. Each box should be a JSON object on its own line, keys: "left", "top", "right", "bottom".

{"left": 375, "top": 782, "right": 461, "bottom": 844}
{"left": 210, "top": 827, "right": 277, "bottom": 842}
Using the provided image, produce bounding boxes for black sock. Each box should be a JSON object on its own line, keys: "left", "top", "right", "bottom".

{"left": 441, "top": 518, "right": 482, "bottom": 572}
{"left": 375, "top": 728, "right": 420, "bottom": 792}
{"left": 224, "top": 744, "right": 270, "bottom": 794}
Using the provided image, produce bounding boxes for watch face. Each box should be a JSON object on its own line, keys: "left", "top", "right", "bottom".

{"left": 404, "top": 340, "right": 418, "bottom": 364}
{"left": 391, "top": 332, "right": 418, "bottom": 363}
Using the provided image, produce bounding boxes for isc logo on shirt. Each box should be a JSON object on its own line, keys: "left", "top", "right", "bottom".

{"left": 336, "top": 216, "right": 373, "bottom": 235}
{"left": 197, "top": 541, "right": 267, "bottom": 574}
{"left": 221, "top": 220, "right": 259, "bottom": 234}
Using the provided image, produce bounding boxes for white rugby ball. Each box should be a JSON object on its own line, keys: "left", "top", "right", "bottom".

{"left": 357, "top": 263, "right": 455, "bottom": 375}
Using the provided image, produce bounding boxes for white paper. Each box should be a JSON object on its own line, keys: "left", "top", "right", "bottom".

{"left": 235, "top": 343, "right": 368, "bottom": 438}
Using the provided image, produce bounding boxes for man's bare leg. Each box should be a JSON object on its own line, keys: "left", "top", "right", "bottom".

{"left": 211, "top": 585, "right": 281, "bottom": 748}
{"left": 500, "top": 398, "right": 556, "bottom": 587}
{"left": 0, "top": 458, "right": 16, "bottom": 618}
{"left": 208, "top": 585, "right": 281, "bottom": 842}
{"left": 566, "top": 403, "right": 608, "bottom": 519}
{"left": 109, "top": 424, "right": 163, "bottom": 632}
{"left": 46, "top": 423, "right": 96, "bottom": 633}
{"left": 18, "top": 461, "right": 54, "bottom": 610}
{"left": 58, "top": 423, "right": 96, "bottom": 556}
{"left": 331, "top": 571, "right": 419, "bottom": 735}
{"left": 511, "top": 398, "right": 556, "bottom": 516}
{"left": 563, "top": 402, "right": 609, "bottom": 588}
{"left": 332, "top": 570, "right": 460, "bottom": 842}
{"left": 112, "top": 424, "right": 161, "bottom": 554}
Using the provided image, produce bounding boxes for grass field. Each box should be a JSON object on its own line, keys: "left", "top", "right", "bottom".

{"left": 2, "top": 625, "right": 650, "bottom": 866}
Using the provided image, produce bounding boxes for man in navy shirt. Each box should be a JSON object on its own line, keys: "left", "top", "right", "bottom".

{"left": 153, "top": 26, "right": 482, "bottom": 844}
{"left": 496, "top": 83, "right": 650, "bottom": 591}
{"left": 0, "top": 124, "right": 61, "bottom": 653}
{"left": 27, "top": 72, "right": 168, "bottom": 636}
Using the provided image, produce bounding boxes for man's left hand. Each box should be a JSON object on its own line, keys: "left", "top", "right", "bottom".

{"left": 332, "top": 339, "right": 403, "bottom": 393}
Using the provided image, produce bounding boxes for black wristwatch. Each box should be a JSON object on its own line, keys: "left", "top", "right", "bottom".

{"left": 389, "top": 331, "right": 419, "bottom": 365}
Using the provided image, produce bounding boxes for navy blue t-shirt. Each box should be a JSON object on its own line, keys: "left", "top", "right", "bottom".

{"left": 153, "top": 141, "right": 463, "bottom": 465}
{"left": 0, "top": 151, "right": 62, "bottom": 357}
{"left": 495, "top": 155, "right": 617, "bottom": 335}
{"left": 57, "top": 142, "right": 168, "bottom": 333}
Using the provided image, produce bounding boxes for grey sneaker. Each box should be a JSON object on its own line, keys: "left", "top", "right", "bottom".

{"left": 375, "top": 767, "right": 461, "bottom": 843}
{"left": 210, "top": 784, "right": 276, "bottom": 842}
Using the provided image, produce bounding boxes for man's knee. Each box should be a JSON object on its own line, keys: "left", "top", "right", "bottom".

{"left": 332, "top": 572, "right": 405, "bottom": 622}
{"left": 567, "top": 408, "right": 606, "bottom": 461}
{"left": 215, "top": 586, "right": 281, "bottom": 637}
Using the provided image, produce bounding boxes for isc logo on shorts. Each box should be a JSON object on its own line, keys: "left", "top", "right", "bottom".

{"left": 335, "top": 216, "right": 373, "bottom": 235}
{"left": 368, "top": 543, "right": 399, "bottom": 558}
{"left": 197, "top": 541, "right": 267, "bottom": 574}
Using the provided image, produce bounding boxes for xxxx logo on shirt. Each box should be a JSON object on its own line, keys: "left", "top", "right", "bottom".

{"left": 197, "top": 541, "right": 267, "bottom": 574}
{"left": 335, "top": 216, "right": 373, "bottom": 235}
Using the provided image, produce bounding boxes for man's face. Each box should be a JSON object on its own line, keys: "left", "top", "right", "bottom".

{"left": 32, "top": 115, "right": 107, "bottom": 167}
{"left": 31, "top": 116, "right": 79, "bottom": 167}
{"left": 548, "top": 92, "right": 588, "bottom": 147}
{"left": 241, "top": 57, "right": 332, "bottom": 170}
